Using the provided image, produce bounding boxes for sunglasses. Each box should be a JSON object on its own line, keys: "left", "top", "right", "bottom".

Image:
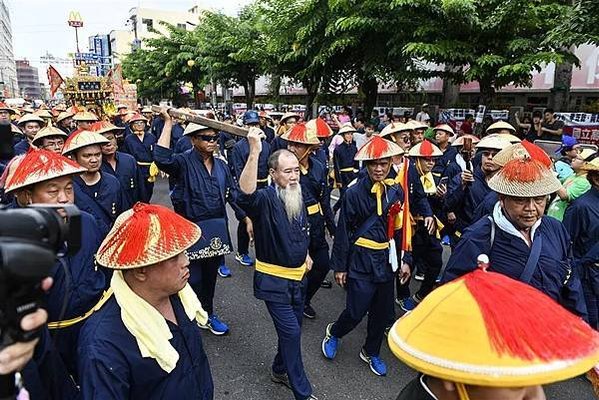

{"left": 195, "top": 133, "right": 220, "bottom": 142}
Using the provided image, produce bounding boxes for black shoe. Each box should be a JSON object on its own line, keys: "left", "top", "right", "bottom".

{"left": 320, "top": 279, "right": 333, "bottom": 289}
{"left": 271, "top": 371, "right": 292, "bottom": 389}
{"left": 303, "top": 304, "right": 316, "bottom": 319}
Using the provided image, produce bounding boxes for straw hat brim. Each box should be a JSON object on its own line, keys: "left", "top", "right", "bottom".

{"left": 488, "top": 171, "right": 562, "bottom": 197}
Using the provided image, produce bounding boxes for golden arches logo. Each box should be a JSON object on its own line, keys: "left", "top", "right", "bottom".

{"left": 68, "top": 11, "right": 83, "bottom": 27}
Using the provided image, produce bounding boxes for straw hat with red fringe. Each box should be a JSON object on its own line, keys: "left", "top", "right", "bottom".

{"left": 354, "top": 135, "right": 404, "bottom": 161}
{"left": 96, "top": 203, "right": 202, "bottom": 270}
{"left": 488, "top": 158, "right": 561, "bottom": 197}
{"left": 62, "top": 129, "right": 110, "bottom": 155}
{"left": 306, "top": 118, "right": 333, "bottom": 138}
{"left": 89, "top": 121, "right": 124, "bottom": 135}
{"left": 3, "top": 148, "right": 86, "bottom": 193}
{"left": 492, "top": 140, "right": 552, "bottom": 168}
{"left": 387, "top": 265, "right": 599, "bottom": 391}
{"left": 0, "top": 102, "right": 15, "bottom": 114}
{"left": 408, "top": 140, "right": 443, "bottom": 158}
{"left": 281, "top": 122, "right": 320, "bottom": 145}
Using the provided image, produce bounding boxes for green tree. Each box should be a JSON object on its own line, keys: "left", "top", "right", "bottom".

{"left": 394, "top": 0, "right": 578, "bottom": 106}
{"left": 195, "top": 7, "right": 267, "bottom": 108}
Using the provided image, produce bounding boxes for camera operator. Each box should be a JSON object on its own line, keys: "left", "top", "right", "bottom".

{"left": 3, "top": 148, "right": 107, "bottom": 381}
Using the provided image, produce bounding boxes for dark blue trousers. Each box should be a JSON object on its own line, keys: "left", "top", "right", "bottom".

{"left": 265, "top": 299, "right": 313, "bottom": 400}
{"left": 305, "top": 245, "right": 331, "bottom": 305}
{"left": 331, "top": 278, "right": 394, "bottom": 356}
{"left": 237, "top": 218, "right": 250, "bottom": 255}
{"left": 189, "top": 255, "right": 224, "bottom": 315}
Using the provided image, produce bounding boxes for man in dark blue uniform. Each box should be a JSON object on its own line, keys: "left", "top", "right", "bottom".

{"left": 229, "top": 110, "right": 270, "bottom": 267}
{"left": 62, "top": 130, "right": 125, "bottom": 238}
{"left": 563, "top": 157, "right": 599, "bottom": 328}
{"left": 332, "top": 125, "right": 359, "bottom": 213}
{"left": 444, "top": 135, "right": 511, "bottom": 243}
{"left": 78, "top": 203, "right": 214, "bottom": 400}
{"left": 430, "top": 124, "right": 457, "bottom": 181}
{"left": 259, "top": 111, "right": 276, "bottom": 143}
{"left": 442, "top": 157, "right": 587, "bottom": 318}
{"left": 154, "top": 109, "right": 240, "bottom": 336}
{"left": 94, "top": 121, "right": 144, "bottom": 209}
{"left": 282, "top": 122, "right": 335, "bottom": 319}
{"left": 322, "top": 136, "right": 410, "bottom": 377}
{"left": 237, "top": 128, "right": 317, "bottom": 400}
{"left": 14, "top": 113, "right": 45, "bottom": 155}
{"left": 121, "top": 113, "right": 157, "bottom": 202}
{"left": 4, "top": 148, "right": 107, "bottom": 381}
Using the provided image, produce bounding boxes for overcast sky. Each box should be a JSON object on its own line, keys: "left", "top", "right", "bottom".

{"left": 7, "top": 0, "right": 251, "bottom": 83}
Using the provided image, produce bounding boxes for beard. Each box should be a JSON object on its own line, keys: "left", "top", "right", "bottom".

{"left": 278, "top": 183, "right": 304, "bottom": 222}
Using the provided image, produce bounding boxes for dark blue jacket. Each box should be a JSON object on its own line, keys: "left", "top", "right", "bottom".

{"left": 445, "top": 166, "right": 493, "bottom": 232}
{"left": 563, "top": 187, "right": 599, "bottom": 263}
{"left": 270, "top": 136, "right": 288, "bottom": 154}
{"left": 121, "top": 132, "right": 156, "bottom": 179}
{"left": 78, "top": 296, "right": 213, "bottom": 400}
{"left": 442, "top": 215, "right": 587, "bottom": 318}
{"left": 431, "top": 145, "right": 457, "bottom": 180}
{"left": 13, "top": 138, "right": 30, "bottom": 155}
{"left": 331, "top": 175, "right": 406, "bottom": 283}
{"left": 237, "top": 186, "right": 310, "bottom": 303}
{"left": 301, "top": 157, "right": 335, "bottom": 248}
{"left": 333, "top": 141, "right": 358, "bottom": 187}
{"left": 229, "top": 138, "right": 271, "bottom": 188}
{"left": 101, "top": 151, "right": 143, "bottom": 209}
{"left": 73, "top": 173, "right": 124, "bottom": 238}
{"left": 174, "top": 135, "right": 192, "bottom": 154}
{"left": 262, "top": 125, "right": 275, "bottom": 143}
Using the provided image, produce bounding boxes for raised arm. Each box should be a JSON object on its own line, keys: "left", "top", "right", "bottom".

{"left": 239, "top": 128, "right": 265, "bottom": 195}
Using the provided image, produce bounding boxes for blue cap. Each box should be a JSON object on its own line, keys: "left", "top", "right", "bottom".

{"left": 555, "top": 135, "right": 578, "bottom": 154}
{"left": 243, "top": 110, "right": 260, "bottom": 124}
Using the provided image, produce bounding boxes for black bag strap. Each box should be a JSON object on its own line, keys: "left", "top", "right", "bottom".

{"left": 520, "top": 235, "right": 543, "bottom": 283}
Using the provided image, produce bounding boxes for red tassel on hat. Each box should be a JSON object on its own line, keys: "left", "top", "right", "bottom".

{"left": 521, "top": 140, "right": 552, "bottom": 168}
{"left": 287, "top": 123, "right": 308, "bottom": 142}
{"left": 464, "top": 268, "right": 599, "bottom": 361}
{"left": 363, "top": 136, "right": 391, "bottom": 159}
{"left": 419, "top": 140, "right": 434, "bottom": 157}
{"left": 501, "top": 158, "right": 546, "bottom": 183}
{"left": 7, "top": 148, "right": 82, "bottom": 188}
{"left": 99, "top": 203, "right": 199, "bottom": 267}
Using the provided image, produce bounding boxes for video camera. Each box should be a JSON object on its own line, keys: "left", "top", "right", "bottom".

{"left": 0, "top": 204, "right": 81, "bottom": 398}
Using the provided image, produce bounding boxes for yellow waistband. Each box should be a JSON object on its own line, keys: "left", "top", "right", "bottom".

{"left": 307, "top": 203, "right": 323, "bottom": 215}
{"left": 339, "top": 167, "right": 356, "bottom": 173}
{"left": 47, "top": 288, "right": 113, "bottom": 330}
{"left": 137, "top": 161, "right": 153, "bottom": 166}
{"left": 255, "top": 260, "right": 306, "bottom": 281}
{"left": 355, "top": 237, "right": 389, "bottom": 250}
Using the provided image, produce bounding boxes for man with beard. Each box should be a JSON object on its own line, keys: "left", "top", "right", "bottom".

{"left": 62, "top": 129, "right": 125, "bottom": 238}
{"left": 444, "top": 136, "right": 511, "bottom": 243}
{"left": 442, "top": 157, "right": 587, "bottom": 318}
{"left": 322, "top": 136, "right": 410, "bottom": 377}
{"left": 92, "top": 121, "right": 143, "bottom": 209}
{"left": 154, "top": 109, "right": 242, "bottom": 336}
{"left": 282, "top": 122, "right": 335, "bottom": 319}
{"left": 238, "top": 129, "right": 316, "bottom": 400}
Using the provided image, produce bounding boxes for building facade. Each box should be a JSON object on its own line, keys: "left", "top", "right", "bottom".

{"left": 16, "top": 59, "right": 41, "bottom": 99}
{"left": 88, "top": 34, "right": 112, "bottom": 76}
{"left": 0, "top": 0, "right": 19, "bottom": 98}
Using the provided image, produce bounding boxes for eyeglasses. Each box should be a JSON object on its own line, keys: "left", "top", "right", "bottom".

{"left": 481, "top": 151, "right": 499, "bottom": 158}
{"left": 196, "top": 133, "right": 219, "bottom": 142}
{"left": 43, "top": 141, "right": 64, "bottom": 149}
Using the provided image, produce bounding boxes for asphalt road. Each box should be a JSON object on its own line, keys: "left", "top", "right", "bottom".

{"left": 151, "top": 177, "right": 595, "bottom": 400}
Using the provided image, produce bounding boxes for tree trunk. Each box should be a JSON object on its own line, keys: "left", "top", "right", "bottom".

{"left": 303, "top": 77, "right": 320, "bottom": 119}
{"left": 478, "top": 79, "right": 496, "bottom": 107}
{"left": 243, "top": 78, "right": 255, "bottom": 109}
{"left": 268, "top": 74, "right": 281, "bottom": 105}
{"left": 442, "top": 67, "right": 460, "bottom": 108}
{"left": 358, "top": 76, "right": 378, "bottom": 119}
{"left": 551, "top": 60, "right": 573, "bottom": 111}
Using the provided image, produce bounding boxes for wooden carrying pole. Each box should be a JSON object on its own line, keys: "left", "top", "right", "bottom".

{"left": 151, "top": 106, "right": 249, "bottom": 137}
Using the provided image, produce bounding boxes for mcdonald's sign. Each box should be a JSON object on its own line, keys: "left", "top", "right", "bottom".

{"left": 68, "top": 11, "right": 83, "bottom": 27}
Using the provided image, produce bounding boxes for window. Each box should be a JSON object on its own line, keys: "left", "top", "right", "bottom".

{"left": 142, "top": 18, "right": 153, "bottom": 30}
{"left": 177, "top": 23, "right": 186, "bottom": 30}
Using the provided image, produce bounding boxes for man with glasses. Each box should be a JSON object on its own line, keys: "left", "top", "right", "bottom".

{"left": 93, "top": 121, "right": 143, "bottom": 209}
{"left": 154, "top": 108, "right": 242, "bottom": 336}
{"left": 32, "top": 122, "right": 67, "bottom": 154}
{"left": 444, "top": 136, "right": 511, "bottom": 243}
{"left": 121, "top": 113, "right": 157, "bottom": 202}
{"left": 442, "top": 156, "right": 586, "bottom": 317}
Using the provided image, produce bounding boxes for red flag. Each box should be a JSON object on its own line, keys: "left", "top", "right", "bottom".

{"left": 47, "top": 65, "right": 64, "bottom": 97}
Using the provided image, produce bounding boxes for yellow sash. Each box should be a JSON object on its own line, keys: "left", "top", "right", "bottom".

{"left": 255, "top": 260, "right": 307, "bottom": 281}
{"left": 355, "top": 237, "right": 389, "bottom": 250}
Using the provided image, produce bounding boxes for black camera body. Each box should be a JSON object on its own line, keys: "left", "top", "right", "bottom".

{"left": 0, "top": 205, "right": 81, "bottom": 348}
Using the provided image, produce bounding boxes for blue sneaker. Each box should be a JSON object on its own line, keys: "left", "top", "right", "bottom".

{"left": 398, "top": 296, "right": 419, "bottom": 312}
{"left": 200, "top": 314, "right": 229, "bottom": 335}
{"left": 359, "top": 348, "right": 387, "bottom": 376}
{"left": 218, "top": 265, "right": 232, "bottom": 278}
{"left": 235, "top": 252, "right": 254, "bottom": 266}
{"left": 321, "top": 323, "right": 339, "bottom": 359}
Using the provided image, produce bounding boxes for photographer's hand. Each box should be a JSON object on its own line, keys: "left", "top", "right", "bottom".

{"left": 0, "top": 277, "right": 51, "bottom": 374}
